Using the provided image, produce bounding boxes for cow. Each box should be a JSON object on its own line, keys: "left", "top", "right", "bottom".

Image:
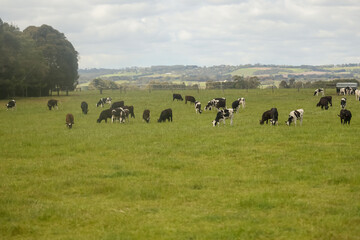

{"left": 111, "top": 107, "right": 129, "bottom": 123}
{"left": 338, "top": 109, "right": 352, "bottom": 125}
{"left": 123, "top": 105, "right": 135, "bottom": 118}
{"left": 340, "top": 97, "right": 346, "bottom": 109}
{"left": 173, "top": 93, "right": 183, "bottom": 101}
{"left": 316, "top": 96, "right": 332, "bottom": 110}
{"left": 143, "top": 109, "right": 150, "bottom": 123}
{"left": 212, "top": 108, "right": 234, "bottom": 126}
{"left": 314, "top": 88, "right": 324, "bottom": 96}
{"left": 195, "top": 101, "right": 202, "bottom": 114}
{"left": 47, "top": 99, "right": 58, "bottom": 110}
{"left": 96, "top": 97, "right": 112, "bottom": 107}
{"left": 339, "top": 88, "right": 346, "bottom": 95}
{"left": 65, "top": 113, "right": 74, "bottom": 129}
{"left": 158, "top": 108, "right": 173, "bottom": 122}
{"left": 285, "top": 109, "right": 304, "bottom": 126}
{"left": 346, "top": 87, "right": 354, "bottom": 95}
{"left": 6, "top": 100, "right": 16, "bottom": 110}
{"left": 111, "top": 101, "right": 124, "bottom": 109}
{"left": 205, "top": 98, "right": 226, "bottom": 111}
{"left": 260, "top": 108, "right": 278, "bottom": 125}
{"left": 232, "top": 98, "right": 245, "bottom": 112}
{"left": 97, "top": 109, "right": 112, "bottom": 123}
{"left": 355, "top": 89, "right": 360, "bottom": 101}
{"left": 81, "top": 101, "right": 88, "bottom": 114}
{"left": 185, "top": 96, "right": 196, "bottom": 104}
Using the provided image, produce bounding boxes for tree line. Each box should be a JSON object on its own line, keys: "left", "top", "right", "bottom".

{"left": 0, "top": 19, "right": 79, "bottom": 99}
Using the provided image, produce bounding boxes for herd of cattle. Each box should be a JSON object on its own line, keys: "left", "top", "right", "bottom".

{"left": 4, "top": 87, "right": 359, "bottom": 128}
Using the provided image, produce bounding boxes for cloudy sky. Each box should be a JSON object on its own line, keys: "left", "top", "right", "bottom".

{"left": 1, "top": 0, "right": 359, "bottom": 69}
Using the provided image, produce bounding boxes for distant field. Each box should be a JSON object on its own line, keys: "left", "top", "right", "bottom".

{"left": 1, "top": 89, "right": 360, "bottom": 239}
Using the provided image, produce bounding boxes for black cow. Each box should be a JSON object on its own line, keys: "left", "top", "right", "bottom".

{"left": 158, "top": 108, "right": 173, "bottom": 122}
{"left": 212, "top": 108, "right": 234, "bottom": 126}
{"left": 340, "top": 97, "right": 346, "bottom": 109}
{"left": 316, "top": 96, "right": 332, "bottom": 110}
{"left": 205, "top": 98, "right": 226, "bottom": 110}
{"left": 143, "top": 109, "right": 150, "bottom": 123}
{"left": 123, "top": 105, "right": 135, "bottom": 118}
{"left": 195, "top": 101, "right": 202, "bottom": 114}
{"left": 185, "top": 96, "right": 196, "bottom": 104}
{"left": 47, "top": 99, "right": 58, "bottom": 110}
{"left": 338, "top": 109, "right": 352, "bottom": 125}
{"left": 65, "top": 113, "right": 74, "bottom": 129}
{"left": 260, "top": 108, "right": 278, "bottom": 125}
{"left": 6, "top": 100, "right": 16, "bottom": 110}
{"left": 96, "top": 97, "right": 112, "bottom": 107}
{"left": 173, "top": 94, "right": 183, "bottom": 101}
{"left": 111, "top": 101, "right": 124, "bottom": 109}
{"left": 97, "top": 109, "right": 112, "bottom": 123}
{"left": 81, "top": 101, "right": 88, "bottom": 114}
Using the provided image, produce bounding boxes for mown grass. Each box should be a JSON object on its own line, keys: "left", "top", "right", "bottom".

{"left": 0, "top": 89, "right": 360, "bottom": 239}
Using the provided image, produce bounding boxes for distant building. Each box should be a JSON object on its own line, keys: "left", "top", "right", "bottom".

{"left": 335, "top": 82, "right": 358, "bottom": 93}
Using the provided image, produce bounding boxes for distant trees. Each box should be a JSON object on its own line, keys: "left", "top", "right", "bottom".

{"left": 0, "top": 19, "right": 79, "bottom": 99}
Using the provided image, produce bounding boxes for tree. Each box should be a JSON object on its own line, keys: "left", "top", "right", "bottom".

{"left": 279, "top": 80, "right": 289, "bottom": 88}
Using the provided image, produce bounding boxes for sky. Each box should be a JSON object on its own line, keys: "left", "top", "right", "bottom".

{"left": 1, "top": 0, "right": 360, "bottom": 69}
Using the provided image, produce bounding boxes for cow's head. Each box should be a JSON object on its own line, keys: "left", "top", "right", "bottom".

{"left": 286, "top": 116, "right": 294, "bottom": 126}
{"left": 66, "top": 122, "right": 73, "bottom": 129}
{"left": 212, "top": 120, "right": 218, "bottom": 127}
{"left": 259, "top": 120, "right": 264, "bottom": 125}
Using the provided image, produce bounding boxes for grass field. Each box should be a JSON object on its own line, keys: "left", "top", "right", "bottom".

{"left": 1, "top": 89, "right": 360, "bottom": 239}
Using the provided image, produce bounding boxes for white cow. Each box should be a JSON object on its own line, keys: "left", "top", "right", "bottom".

{"left": 285, "top": 109, "right": 304, "bottom": 126}
{"left": 313, "top": 88, "right": 324, "bottom": 96}
{"left": 355, "top": 89, "right": 360, "bottom": 101}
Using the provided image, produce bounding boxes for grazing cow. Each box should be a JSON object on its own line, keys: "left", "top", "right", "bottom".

{"left": 260, "top": 108, "right": 278, "bottom": 125}
{"left": 316, "top": 96, "right": 332, "bottom": 110}
{"left": 65, "top": 113, "right": 74, "bottom": 129}
{"left": 232, "top": 98, "right": 245, "bottom": 112}
{"left": 96, "top": 97, "right": 112, "bottom": 107}
{"left": 173, "top": 93, "right": 183, "bottom": 101}
{"left": 212, "top": 108, "right": 234, "bottom": 126}
{"left": 111, "top": 101, "right": 124, "bottom": 109}
{"left": 6, "top": 100, "right": 16, "bottom": 110}
{"left": 143, "top": 109, "right": 150, "bottom": 123}
{"left": 185, "top": 96, "right": 196, "bottom": 104}
{"left": 123, "top": 105, "right": 135, "bottom": 118}
{"left": 339, "top": 88, "right": 346, "bottom": 95}
{"left": 285, "top": 109, "right": 304, "bottom": 126}
{"left": 340, "top": 97, "right": 347, "bottom": 109}
{"left": 158, "top": 108, "right": 173, "bottom": 122}
{"left": 97, "top": 109, "right": 112, "bottom": 123}
{"left": 205, "top": 98, "right": 226, "bottom": 110}
{"left": 81, "top": 101, "right": 88, "bottom": 114}
{"left": 355, "top": 89, "right": 360, "bottom": 101}
{"left": 338, "top": 109, "right": 352, "bottom": 125}
{"left": 111, "top": 107, "right": 128, "bottom": 123}
{"left": 314, "top": 88, "right": 324, "bottom": 96}
{"left": 47, "top": 99, "right": 58, "bottom": 110}
{"left": 195, "top": 101, "right": 202, "bottom": 114}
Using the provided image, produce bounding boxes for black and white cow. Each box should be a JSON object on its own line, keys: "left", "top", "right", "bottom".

{"left": 338, "top": 109, "right": 352, "bottom": 125}
{"left": 96, "top": 97, "right": 112, "bottom": 107}
{"left": 260, "top": 108, "right": 278, "bottom": 125}
{"left": 185, "top": 96, "right": 196, "bottom": 104}
{"left": 6, "top": 100, "right": 16, "bottom": 110}
{"left": 316, "top": 96, "right": 332, "bottom": 110}
{"left": 123, "top": 105, "right": 135, "bottom": 118}
{"left": 173, "top": 93, "right": 183, "bottom": 101}
{"left": 205, "top": 98, "right": 226, "bottom": 111}
{"left": 285, "top": 109, "right": 304, "bottom": 126}
{"left": 111, "top": 107, "right": 129, "bottom": 123}
{"left": 212, "top": 108, "right": 234, "bottom": 126}
{"left": 97, "top": 109, "right": 112, "bottom": 123}
{"left": 111, "top": 101, "right": 124, "bottom": 109}
{"left": 158, "top": 108, "right": 173, "bottom": 122}
{"left": 195, "top": 101, "right": 202, "bottom": 114}
{"left": 340, "top": 97, "right": 347, "bottom": 109}
{"left": 231, "top": 98, "right": 245, "bottom": 112}
{"left": 81, "top": 101, "right": 88, "bottom": 114}
{"left": 65, "top": 113, "right": 74, "bottom": 129}
{"left": 143, "top": 109, "right": 150, "bottom": 123}
{"left": 339, "top": 88, "right": 346, "bottom": 95}
{"left": 47, "top": 99, "right": 58, "bottom": 110}
{"left": 314, "top": 88, "right": 324, "bottom": 96}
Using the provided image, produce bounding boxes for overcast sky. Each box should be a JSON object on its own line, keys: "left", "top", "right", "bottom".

{"left": 1, "top": 0, "right": 359, "bottom": 69}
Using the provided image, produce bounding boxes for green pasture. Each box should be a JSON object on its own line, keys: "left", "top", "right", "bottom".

{"left": 1, "top": 89, "right": 360, "bottom": 239}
